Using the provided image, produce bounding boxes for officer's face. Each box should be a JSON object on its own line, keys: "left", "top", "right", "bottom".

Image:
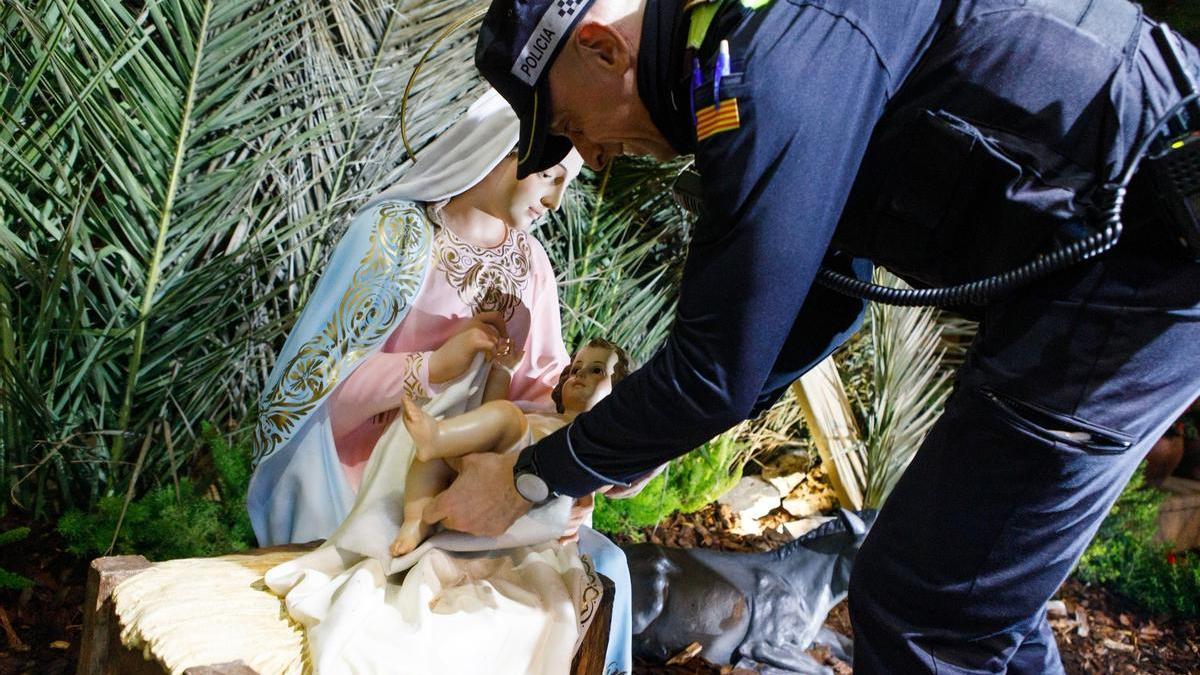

{"left": 546, "top": 22, "right": 677, "bottom": 169}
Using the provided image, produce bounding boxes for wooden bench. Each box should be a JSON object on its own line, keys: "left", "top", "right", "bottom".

{"left": 76, "top": 548, "right": 614, "bottom": 675}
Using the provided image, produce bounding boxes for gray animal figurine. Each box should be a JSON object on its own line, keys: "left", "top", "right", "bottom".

{"left": 623, "top": 509, "right": 874, "bottom": 674}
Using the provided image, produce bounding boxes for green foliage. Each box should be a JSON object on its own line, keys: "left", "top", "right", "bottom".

{"left": 1181, "top": 407, "right": 1198, "bottom": 442}
{"left": 0, "top": 0, "right": 498, "bottom": 515}
{"left": 0, "top": 527, "right": 33, "bottom": 590}
{"left": 56, "top": 423, "right": 255, "bottom": 560}
{"left": 858, "top": 273, "right": 955, "bottom": 509}
{"left": 541, "top": 156, "right": 691, "bottom": 366}
{"left": 592, "top": 431, "right": 749, "bottom": 540}
{"left": 1076, "top": 470, "right": 1200, "bottom": 618}
{"left": 0, "top": 526, "right": 29, "bottom": 547}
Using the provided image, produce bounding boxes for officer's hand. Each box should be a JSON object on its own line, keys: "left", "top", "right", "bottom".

{"left": 422, "top": 451, "right": 532, "bottom": 537}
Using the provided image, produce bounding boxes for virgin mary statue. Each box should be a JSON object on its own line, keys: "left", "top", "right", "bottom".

{"left": 247, "top": 88, "right": 632, "bottom": 674}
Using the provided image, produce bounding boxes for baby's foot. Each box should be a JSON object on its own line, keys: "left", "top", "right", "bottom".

{"left": 390, "top": 518, "right": 429, "bottom": 557}
{"left": 401, "top": 396, "right": 439, "bottom": 461}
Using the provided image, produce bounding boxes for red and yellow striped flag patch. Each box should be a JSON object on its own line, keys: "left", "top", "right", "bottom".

{"left": 695, "top": 99, "right": 741, "bottom": 142}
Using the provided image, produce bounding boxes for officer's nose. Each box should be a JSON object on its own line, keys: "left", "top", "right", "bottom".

{"left": 569, "top": 135, "right": 605, "bottom": 170}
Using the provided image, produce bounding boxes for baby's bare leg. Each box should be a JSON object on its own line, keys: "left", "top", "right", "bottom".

{"left": 403, "top": 398, "right": 528, "bottom": 462}
{"left": 391, "top": 456, "right": 454, "bottom": 557}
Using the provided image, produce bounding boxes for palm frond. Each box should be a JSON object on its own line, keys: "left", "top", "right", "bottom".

{"left": 0, "top": 0, "right": 494, "bottom": 512}
{"left": 857, "top": 270, "right": 955, "bottom": 509}
{"left": 540, "top": 157, "right": 690, "bottom": 362}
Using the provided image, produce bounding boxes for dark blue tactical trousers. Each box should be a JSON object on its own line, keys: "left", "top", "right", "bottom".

{"left": 848, "top": 245, "right": 1200, "bottom": 673}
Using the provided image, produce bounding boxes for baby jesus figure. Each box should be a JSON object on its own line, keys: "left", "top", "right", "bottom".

{"left": 391, "top": 337, "right": 632, "bottom": 556}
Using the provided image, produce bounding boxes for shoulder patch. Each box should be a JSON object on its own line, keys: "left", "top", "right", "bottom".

{"left": 696, "top": 98, "right": 741, "bottom": 141}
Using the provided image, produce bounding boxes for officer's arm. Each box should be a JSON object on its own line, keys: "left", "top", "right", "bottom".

{"left": 529, "top": 9, "right": 892, "bottom": 497}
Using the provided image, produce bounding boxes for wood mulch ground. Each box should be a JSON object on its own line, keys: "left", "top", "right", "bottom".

{"left": 0, "top": 508, "right": 1197, "bottom": 674}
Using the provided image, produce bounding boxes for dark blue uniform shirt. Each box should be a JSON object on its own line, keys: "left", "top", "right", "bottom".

{"left": 527, "top": 0, "right": 1172, "bottom": 497}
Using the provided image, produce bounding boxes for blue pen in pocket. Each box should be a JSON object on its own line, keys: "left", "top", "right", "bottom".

{"left": 714, "top": 40, "right": 730, "bottom": 111}
{"left": 691, "top": 57, "right": 702, "bottom": 125}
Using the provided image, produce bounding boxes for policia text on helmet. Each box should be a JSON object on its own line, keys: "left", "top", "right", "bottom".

{"left": 672, "top": 21, "right": 1200, "bottom": 308}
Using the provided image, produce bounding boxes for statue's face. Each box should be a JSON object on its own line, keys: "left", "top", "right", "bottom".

{"left": 496, "top": 151, "right": 583, "bottom": 229}
{"left": 560, "top": 345, "right": 621, "bottom": 412}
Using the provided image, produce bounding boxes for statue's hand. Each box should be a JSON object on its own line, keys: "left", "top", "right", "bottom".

{"left": 422, "top": 451, "right": 532, "bottom": 537}
{"left": 428, "top": 311, "right": 509, "bottom": 384}
{"left": 493, "top": 347, "right": 524, "bottom": 375}
{"left": 559, "top": 493, "right": 595, "bottom": 544}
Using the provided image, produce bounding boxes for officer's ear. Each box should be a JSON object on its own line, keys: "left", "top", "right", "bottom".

{"left": 574, "top": 22, "right": 632, "bottom": 74}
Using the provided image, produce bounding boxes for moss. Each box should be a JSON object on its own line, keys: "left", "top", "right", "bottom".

{"left": 56, "top": 422, "right": 256, "bottom": 560}
{"left": 592, "top": 431, "right": 748, "bottom": 540}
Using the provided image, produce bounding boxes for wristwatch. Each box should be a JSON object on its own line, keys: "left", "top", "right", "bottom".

{"left": 513, "top": 448, "right": 554, "bottom": 505}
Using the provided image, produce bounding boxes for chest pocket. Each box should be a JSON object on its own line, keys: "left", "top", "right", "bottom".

{"left": 690, "top": 69, "right": 752, "bottom": 145}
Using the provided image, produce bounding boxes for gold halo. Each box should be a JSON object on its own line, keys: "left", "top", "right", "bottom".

{"left": 400, "top": 5, "right": 490, "bottom": 158}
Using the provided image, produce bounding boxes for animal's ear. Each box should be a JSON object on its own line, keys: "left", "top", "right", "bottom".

{"left": 839, "top": 509, "right": 868, "bottom": 536}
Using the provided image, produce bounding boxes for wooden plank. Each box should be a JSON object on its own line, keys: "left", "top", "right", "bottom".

{"left": 1157, "top": 493, "right": 1200, "bottom": 550}
{"left": 77, "top": 555, "right": 152, "bottom": 675}
{"left": 792, "top": 356, "right": 865, "bottom": 510}
{"left": 1161, "top": 476, "right": 1200, "bottom": 494}
{"left": 105, "top": 633, "right": 170, "bottom": 675}
{"left": 571, "top": 575, "right": 615, "bottom": 675}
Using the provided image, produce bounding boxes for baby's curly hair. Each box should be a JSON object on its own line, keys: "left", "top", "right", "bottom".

{"left": 551, "top": 338, "right": 632, "bottom": 413}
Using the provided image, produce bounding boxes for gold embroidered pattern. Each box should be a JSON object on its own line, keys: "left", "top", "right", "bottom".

{"left": 253, "top": 202, "right": 431, "bottom": 461}
{"left": 401, "top": 351, "right": 428, "bottom": 401}
{"left": 577, "top": 553, "right": 602, "bottom": 626}
{"left": 434, "top": 226, "right": 532, "bottom": 319}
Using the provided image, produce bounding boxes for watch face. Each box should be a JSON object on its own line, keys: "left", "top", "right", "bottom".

{"left": 515, "top": 472, "right": 550, "bottom": 503}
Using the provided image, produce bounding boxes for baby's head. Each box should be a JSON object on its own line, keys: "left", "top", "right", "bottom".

{"left": 551, "top": 338, "right": 632, "bottom": 414}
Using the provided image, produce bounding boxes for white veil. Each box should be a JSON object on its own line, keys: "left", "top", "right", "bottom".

{"left": 362, "top": 87, "right": 520, "bottom": 208}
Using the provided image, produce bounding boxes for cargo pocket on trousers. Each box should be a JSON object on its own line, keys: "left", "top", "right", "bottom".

{"left": 978, "top": 385, "right": 1135, "bottom": 455}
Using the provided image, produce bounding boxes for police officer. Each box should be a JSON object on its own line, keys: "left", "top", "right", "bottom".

{"left": 420, "top": 0, "right": 1200, "bottom": 671}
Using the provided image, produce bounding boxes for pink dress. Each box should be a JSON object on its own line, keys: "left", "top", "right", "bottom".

{"left": 327, "top": 221, "right": 568, "bottom": 488}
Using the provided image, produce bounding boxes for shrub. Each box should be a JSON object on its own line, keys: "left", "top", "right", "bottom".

{"left": 1075, "top": 469, "right": 1200, "bottom": 618}
{"left": 57, "top": 423, "right": 255, "bottom": 560}
{"left": 0, "top": 527, "right": 34, "bottom": 590}
{"left": 592, "top": 431, "right": 748, "bottom": 540}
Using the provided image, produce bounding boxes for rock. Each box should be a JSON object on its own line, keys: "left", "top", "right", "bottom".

{"left": 760, "top": 452, "right": 811, "bottom": 495}
{"left": 717, "top": 477, "right": 782, "bottom": 535}
{"left": 782, "top": 491, "right": 837, "bottom": 518}
{"left": 779, "top": 516, "right": 836, "bottom": 540}
{"left": 764, "top": 472, "right": 805, "bottom": 496}
{"left": 780, "top": 467, "right": 839, "bottom": 518}
{"left": 1047, "top": 600, "right": 1068, "bottom": 619}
